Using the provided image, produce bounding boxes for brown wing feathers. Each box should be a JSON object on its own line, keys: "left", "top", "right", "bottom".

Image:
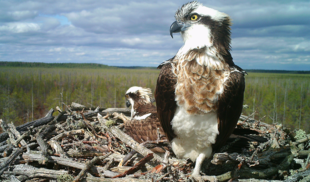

{"left": 213, "top": 71, "right": 245, "bottom": 151}
{"left": 124, "top": 113, "right": 165, "bottom": 143}
{"left": 155, "top": 63, "right": 177, "bottom": 141}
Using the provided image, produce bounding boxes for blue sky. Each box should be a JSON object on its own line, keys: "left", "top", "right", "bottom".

{"left": 0, "top": 0, "right": 309, "bottom": 70}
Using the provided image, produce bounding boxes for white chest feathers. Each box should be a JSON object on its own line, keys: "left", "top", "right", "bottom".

{"left": 171, "top": 105, "right": 219, "bottom": 162}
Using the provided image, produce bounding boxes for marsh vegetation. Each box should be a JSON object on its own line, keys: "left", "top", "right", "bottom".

{"left": 0, "top": 64, "right": 309, "bottom": 132}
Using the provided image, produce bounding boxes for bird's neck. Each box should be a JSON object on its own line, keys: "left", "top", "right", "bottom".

{"left": 175, "top": 45, "right": 227, "bottom": 71}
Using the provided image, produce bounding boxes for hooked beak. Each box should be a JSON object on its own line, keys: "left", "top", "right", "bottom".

{"left": 126, "top": 100, "right": 131, "bottom": 108}
{"left": 170, "top": 21, "right": 185, "bottom": 38}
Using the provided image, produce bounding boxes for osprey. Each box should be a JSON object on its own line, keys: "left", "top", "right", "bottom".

{"left": 155, "top": 1, "right": 245, "bottom": 178}
{"left": 124, "top": 86, "right": 166, "bottom": 147}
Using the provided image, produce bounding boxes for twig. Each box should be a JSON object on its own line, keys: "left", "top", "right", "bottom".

{"left": 3, "top": 144, "right": 14, "bottom": 157}
{"left": 22, "top": 152, "right": 115, "bottom": 176}
{"left": 234, "top": 154, "right": 294, "bottom": 179}
{"left": 4, "top": 164, "right": 68, "bottom": 179}
{"left": 81, "top": 113, "right": 106, "bottom": 140}
{"left": 36, "top": 111, "right": 66, "bottom": 159}
{"left": 284, "top": 169, "right": 310, "bottom": 182}
{"left": 0, "top": 148, "right": 23, "bottom": 175}
{"left": 67, "top": 149, "right": 107, "bottom": 158}
{"left": 113, "top": 153, "right": 154, "bottom": 178}
{"left": 73, "top": 152, "right": 112, "bottom": 182}
{"left": 50, "top": 129, "right": 85, "bottom": 141}
{"left": 8, "top": 123, "right": 27, "bottom": 147}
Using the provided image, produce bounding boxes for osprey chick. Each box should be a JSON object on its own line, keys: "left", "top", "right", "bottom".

{"left": 124, "top": 86, "right": 166, "bottom": 145}
{"left": 155, "top": 1, "right": 245, "bottom": 178}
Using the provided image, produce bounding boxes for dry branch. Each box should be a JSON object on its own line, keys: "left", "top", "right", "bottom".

{"left": 85, "top": 175, "right": 151, "bottom": 182}
{"left": 0, "top": 109, "right": 54, "bottom": 143}
{"left": 50, "top": 129, "right": 85, "bottom": 141}
{"left": 0, "top": 148, "right": 23, "bottom": 175}
{"left": 22, "top": 152, "right": 117, "bottom": 177}
{"left": 73, "top": 152, "right": 112, "bottom": 182}
{"left": 8, "top": 123, "right": 27, "bottom": 147}
{"left": 113, "top": 153, "right": 154, "bottom": 178}
{"left": 100, "top": 108, "right": 131, "bottom": 116}
{"left": 4, "top": 164, "right": 68, "bottom": 179}
{"left": 17, "top": 108, "right": 55, "bottom": 132}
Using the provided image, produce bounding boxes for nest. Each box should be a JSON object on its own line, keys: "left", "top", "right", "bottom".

{"left": 0, "top": 102, "right": 310, "bottom": 182}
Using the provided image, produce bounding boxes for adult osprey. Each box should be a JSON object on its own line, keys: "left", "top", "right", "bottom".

{"left": 124, "top": 86, "right": 166, "bottom": 149}
{"left": 155, "top": 1, "right": 245, "bottom": 178}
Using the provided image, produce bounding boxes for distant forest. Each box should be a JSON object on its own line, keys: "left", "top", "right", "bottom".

{"left": 0, "top": 61, "right": 111, "bottom": 69}
{"left": 1, "top": 61, "right": 310, "bottom": 74}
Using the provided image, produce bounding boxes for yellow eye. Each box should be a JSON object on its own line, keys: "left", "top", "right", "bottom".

{"left": 190, "top": 14, "right": 198, "bottom": 21}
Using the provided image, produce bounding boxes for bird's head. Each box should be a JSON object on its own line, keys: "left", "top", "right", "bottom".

{"left": 125, "top": 86, "right": 152, "bottom": 109}
{"left": 170, "top": 1, "right": 231, "bottom": 54}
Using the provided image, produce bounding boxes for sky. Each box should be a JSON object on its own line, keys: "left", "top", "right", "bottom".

{"left": 0, "top": 0, "right": 309, "bottom": 70}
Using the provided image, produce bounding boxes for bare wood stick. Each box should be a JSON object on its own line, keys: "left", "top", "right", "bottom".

{"left": 4, "top": 164, "right": 68, "bottom": 179}
{"left": 0, "top": 119, "right": 10, "bottom": 133}
{"left": 73, "top": 152, "right": 112, "bottom": 182}
{"left": 0, "top": 109, "right": 55, "bottom": 143}
{"left": 58, "top": 107, "right": 130, "bottom": 124}
{"left": 0, "top": 148, "right": 23, "bottom": 175}
{"left": 0, "top": 140, "right": 7, "bottom": 147}
{"left": 112, "top": 112, "right": 130, "bottom": 123}
{"left": 50, "top": 129, "right": 84, "bottom": 141}
{"left": 1, "top": 110, "right": 54, "bottom": 143}
{"left": 71, "top": 102, "right": 86, "bottom": 108}
{"left": 85, "top": 176, "right": 151, "bottom": 182}
{"left": 14, "top": 130, "right": 31, "bottom": 147}
{"left": 81, "top": 113, "right": 106, "bottom": 140}
{"left": 48, "top": 140, "right": 67, "bottom": 157}
{"left": 98, "top": 113, "right": 163, "bottom": 164}
{"left": 100, "top": 108, "right": 131, "bottom": 116}
{"left": 67, "top": 149, "right": 107, "bottom": 158}
{"left": 113, "top": 153, "right": 154, "bottom": 178}
{"left": 70, "top": 102, "right": 107, "bottom": 112}
{"left": 0, "top": 131, "right": 9, "bottom": 144}
{"left": 22, "top": 152, "right": 114, "bottom": 176}
{"left": 294, "top": 134, "right": 310, "bottom": 144}
{"left": 8, "top": 123, "right": 27, "bottom": 147}
{"left": 18, "top": 108, "right": 55, "bottom": 131}
{"left": 233, "top": 154, "right": 294, "bottom": 179}
{"left": 211, "top": 152, "right": 232, "bottom": 165}
{"left": 215, "top": 171, "right": 232, "bottom": 182}
{"left": 0, "top": 119, "right": 16, "bottom": 145}
{"left": 0, "top": 144, "right": 9, "bottom": 153}
{"left": 36, "top": 125, "right": 55, "bottom": 158}
{"left": 119, "top": 150, "right": 137, "bottom": 167}
{"left": 36, "top": 111, "right": 66, "bottom": 159}
{"left": 284, "top": 168, "right": 310, "bottom": 182}
{"left": 238, "top": 179, "right": 283, "bottom": 182}
{"left": 299, "top": 150, "right": 310, "bottom": 157}
{"left": 3, "top": 144, "right": 14, "bottom": 157}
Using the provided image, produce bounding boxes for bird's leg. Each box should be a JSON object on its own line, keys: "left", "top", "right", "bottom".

{"left": 192, "top": 153, "right": 206, "bottom": 177}
{"left": 191, "top": 153, "right": 218, "bottom": 182}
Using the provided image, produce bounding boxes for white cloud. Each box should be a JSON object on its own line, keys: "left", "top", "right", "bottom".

{"left": 0, "top": 0, "right": 309, "bottom": 70}
{"left": 0, "top": 22, "right": 40, "bottom": 33}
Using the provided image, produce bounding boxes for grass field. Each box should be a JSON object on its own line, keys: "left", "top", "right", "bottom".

{"left": 0, "top": 66, "right": 309, "bottom": 132}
